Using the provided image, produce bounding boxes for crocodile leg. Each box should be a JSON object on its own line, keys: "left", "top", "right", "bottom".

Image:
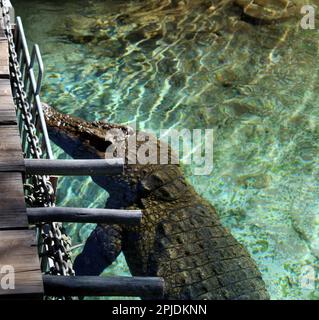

{"left": 74, "top": 224, "right": 123, "bottom": 276}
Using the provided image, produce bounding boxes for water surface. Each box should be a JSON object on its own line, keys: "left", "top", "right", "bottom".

{"left": 13, "top": 0, "right": 319, "bottom": 299}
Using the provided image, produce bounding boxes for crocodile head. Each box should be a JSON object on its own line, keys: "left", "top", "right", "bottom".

{"left": 43, "top": 103, "right": 133, "bottom": 161}
{"left": 43, "top": 104, "right": 141, "bottom": 207}
{"left": 42, "top": 104, "right": 180, "bottom": 208}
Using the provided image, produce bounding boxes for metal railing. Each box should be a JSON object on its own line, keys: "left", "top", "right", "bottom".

{"left": 14, "top": 16, "right": 53, "bottom": 159}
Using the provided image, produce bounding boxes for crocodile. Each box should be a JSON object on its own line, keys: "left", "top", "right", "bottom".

{"left": 43, "top": 105, "right": 269, "bottom": 300}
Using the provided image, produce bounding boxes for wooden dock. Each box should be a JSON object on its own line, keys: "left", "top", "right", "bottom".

{"left": 0, "top": 24, "right": 43, "bottom": 298}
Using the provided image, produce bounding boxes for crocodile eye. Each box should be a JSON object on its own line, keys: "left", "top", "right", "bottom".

{"left": 155, "top": 186, "right": 173, "bottom": 201}
{"left": 140, "top": 173, "right": 165, "bottom": 194}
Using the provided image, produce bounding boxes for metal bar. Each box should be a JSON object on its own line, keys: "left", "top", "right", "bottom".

{"left": 34, "top": 96, "right": 53, "bottom": 159}
{"left": 13, "top": 11, "right": 20, "bottom": 49}
{"left": 22, "top": 53, "right": 29, "bottom": 88}
{"left": 14, "top": 16, "right": 53, "bottom": 159}
{"left": 27, "top": 207, "right": 142, "bottom": 225}
{"left": 31, "top": 45, "right": 43, "bottom": 95}
{"left": 43, "top": 275, "right": 165, "bottom": 298}
{"left": 16, "top": 17, "right": 30, "bottom": 65}
{"left": 25, "top": 159, "right": 124, "bottom": 176}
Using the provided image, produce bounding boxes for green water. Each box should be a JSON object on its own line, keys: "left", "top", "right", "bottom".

{"left": 12, "top": 0, "right": 319, "bottom": 299}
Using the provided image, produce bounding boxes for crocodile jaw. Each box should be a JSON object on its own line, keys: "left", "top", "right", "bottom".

{"left": 43, "top": 104, "right": 140, "bottom": 206}
{"left": 43, "top": 103, "right": 133, "bottom": 160}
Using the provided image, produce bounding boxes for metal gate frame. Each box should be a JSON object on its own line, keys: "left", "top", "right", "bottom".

{"left": 14, "top": 16, "right": 53, "bottom": 160}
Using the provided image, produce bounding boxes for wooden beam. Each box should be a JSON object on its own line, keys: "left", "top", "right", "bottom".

{"left": 0, "top": 172, "right": 28, "bottom": 230}
{"left": 43, "top": 275, "right": 165, "bottom": 298}
{"left": 0, "top": 230, "right": 43, "bottom": 298}
{"left": 27, "top": 207, "right": 142, "bottom": 225}
{"left": 0, "top": 126, "right": 24, "bottom": 172}
{"left": 0, "top": 38, "right": 9, "bottom": 77}
{"left": 25, "top": 159, "right": 124, "bottom": 176}
{"left": 0, "top": 81, "right": 17, "bottom": 125}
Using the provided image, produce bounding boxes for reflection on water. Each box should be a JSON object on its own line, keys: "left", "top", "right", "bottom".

{"left": 12, "top": 0, "right": 319, "bottom": 299}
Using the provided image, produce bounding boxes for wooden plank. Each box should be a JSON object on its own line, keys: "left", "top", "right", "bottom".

{"left": 0, "top": 79, "right": 13, "bottom": 96}
{"left": 0, "top": 92, "right": 17, "bottom": 125}
{"left": 25, "top": 159, "right": 124, "bottom": 176}
{"left": 0, "top": 126, "right": 24, "bottom": 171}
{"left": 27, "top": 207, "right": 142, "bottom": 225}
{"left": 0, "top": 67, "right": 9, "bottom": 76}
{"left": 0, "top": 172, "right": 28, "bottom": 229}
{"left": 0, "top": 17, "right": 6, "bottom": 38}
{"left": 0, "top": 27, "right": 17, "bottom": 124}
{"left": 0, "top": 39, "right": 8, "bottom": 58}
{"left": 0, "top": 39, "right": 9, "bottom": 76}
{"left": 0, "top": 79, "right": 12, "bottom": 95}
{"left": 0, "top": 107, "right": 16, "bottom": 125}
{"left": 0, "top": 230, "right": 43, "bottom": 298}
{"left": 0, "top": 37, "right": 15, "bottom": 125}
{"left": 43, "top": 275, "right": 164, "bottom": 298}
